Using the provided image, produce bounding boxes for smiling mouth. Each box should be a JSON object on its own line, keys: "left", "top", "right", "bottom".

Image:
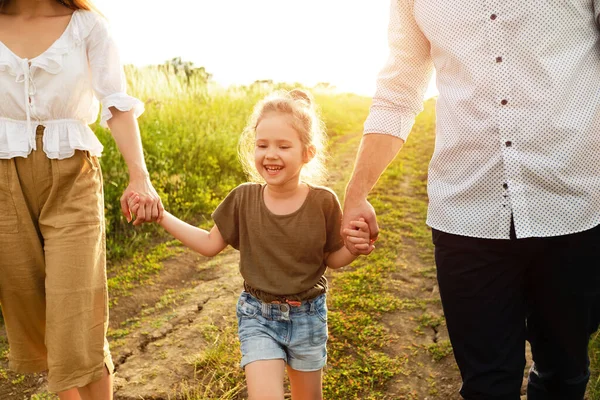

{"left": 264, "top": 165, "right": 283, "bottom": 175}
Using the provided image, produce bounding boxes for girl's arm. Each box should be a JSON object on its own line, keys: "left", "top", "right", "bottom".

{"left": 326, "top": 219, "right": 373, "bottom": 269}
{"left": 129, "top": 196, "right": 227, "bottom": 257}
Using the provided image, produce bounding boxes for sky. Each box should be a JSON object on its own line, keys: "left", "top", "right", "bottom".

{"left": 100, "top": 0, "right": 437, "bottom": 97}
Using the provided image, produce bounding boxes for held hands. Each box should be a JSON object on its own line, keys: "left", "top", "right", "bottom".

{"left": 341, "top": 197, "right": 378, "bottom": 255}
{"left": 126, "top": 192, "right": 146, "bottom": 224}
{"left": 342, "top": 217, "right": 375, "bottom": 254}
{"left": 121, "top": 178, "right": 164, "bottom": 226}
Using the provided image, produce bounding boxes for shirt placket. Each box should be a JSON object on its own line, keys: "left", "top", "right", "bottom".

{"left": 486, "top": 2, "right": 516, "bottom": 237}
{"left": 17, "top": 59, "right": 37, "bottom": 151}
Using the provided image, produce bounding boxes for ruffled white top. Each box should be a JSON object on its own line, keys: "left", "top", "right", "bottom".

{"left": 0, "top": 10, "right": 144, "bottom": 159}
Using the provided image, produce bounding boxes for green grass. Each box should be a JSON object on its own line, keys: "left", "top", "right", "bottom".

{"left": 591, "top": 331, "right": 600, "bottom": 398}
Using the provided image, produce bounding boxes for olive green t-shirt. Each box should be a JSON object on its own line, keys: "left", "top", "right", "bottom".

{"left": 211, "top": 183, "right": 344, "bottom": 300}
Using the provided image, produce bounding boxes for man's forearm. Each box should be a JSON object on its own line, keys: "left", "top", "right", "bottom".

{"left": 345, "top": 133, "right": 405, "bottom": 200}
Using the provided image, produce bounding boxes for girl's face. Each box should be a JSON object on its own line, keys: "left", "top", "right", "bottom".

{"left": 254, "top": 113, "right": 309, "bottom": 190}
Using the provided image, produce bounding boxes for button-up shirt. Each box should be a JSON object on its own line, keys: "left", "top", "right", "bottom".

{"left": 365, "top": 0, "right": 600, "bottom": 239}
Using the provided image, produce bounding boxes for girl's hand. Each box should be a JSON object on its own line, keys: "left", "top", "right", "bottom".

{"left": 120, "top": 177, "right": 164, "bottom": 225}
{"left": 127, "top": 193, "right": 141, "bottom": 219}
{"left": 342, "top": 217, "right": 375, "bottom": 254}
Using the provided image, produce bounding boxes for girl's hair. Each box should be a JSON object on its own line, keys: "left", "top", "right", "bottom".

{"left": 0, "top": 0, "right": 100, "bottom": 13}
{"left": 238, "top": 89, "right": 328, "bottom": 186}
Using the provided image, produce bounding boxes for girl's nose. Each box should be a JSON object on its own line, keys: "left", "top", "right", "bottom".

{"left": 265, "top": 148, "right": 278, "bottom": 159}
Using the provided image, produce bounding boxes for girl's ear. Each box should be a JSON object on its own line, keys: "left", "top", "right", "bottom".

{"left": 303, "top": 145, "right": 317, "bottom": 163}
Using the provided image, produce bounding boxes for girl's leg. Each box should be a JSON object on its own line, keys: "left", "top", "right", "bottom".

{"left": 245, "top": 359, "right": 286, "bottom": 400}
{"left": 287, "top": 366, "right": 323, "bottom": 400}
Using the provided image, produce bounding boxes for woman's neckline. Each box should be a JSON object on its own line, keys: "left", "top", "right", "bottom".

{"left": 0, "top": 10, "right": 78, "bottom": 62}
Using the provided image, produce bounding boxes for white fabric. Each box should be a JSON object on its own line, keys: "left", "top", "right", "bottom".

{"left": 0, "top": 10, "right": 144, "bottom": 159}
{"left": 365, "top": 0, "right": 600, "bottom": 239}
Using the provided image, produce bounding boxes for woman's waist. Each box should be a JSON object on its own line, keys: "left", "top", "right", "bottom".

{"left": 0, "top": 116, "right": 88, "bottom": 126}
{"left": 0, "top": 117, "right": 103, "bottom": 159}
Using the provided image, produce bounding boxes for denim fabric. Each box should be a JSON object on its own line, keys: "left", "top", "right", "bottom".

{"left": 236, "top": 291, "right": 328, "bottom": 371}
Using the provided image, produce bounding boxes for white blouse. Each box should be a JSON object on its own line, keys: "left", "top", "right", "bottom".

{"left": 0, "top": 10, "right": 144, "bottom": 159}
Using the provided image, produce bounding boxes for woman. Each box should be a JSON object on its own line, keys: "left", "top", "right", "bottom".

{"left": 0, "top": 0, "right": 161, "bottom": 398}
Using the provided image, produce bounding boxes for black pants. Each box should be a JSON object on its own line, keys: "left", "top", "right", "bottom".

{"left": 433, "top": 223, "right": 600, "bottom": 400}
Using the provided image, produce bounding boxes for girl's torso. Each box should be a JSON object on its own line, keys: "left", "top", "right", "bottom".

{"left": 212, "top": 183, "right": 344, "bottom": 299}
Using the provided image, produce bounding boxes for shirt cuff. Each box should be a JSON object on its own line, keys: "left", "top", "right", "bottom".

{"left": 100, "top": 93, "right": 145, "bottom": 128}
{"left": 363, "top": 107, "right": 416, "bottom": 142}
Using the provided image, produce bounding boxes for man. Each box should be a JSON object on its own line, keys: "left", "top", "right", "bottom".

{"left": 341, "top": 1, "right": 600, "bottom": 399}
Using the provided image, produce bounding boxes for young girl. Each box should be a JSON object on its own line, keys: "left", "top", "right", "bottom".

{"left": 129, "top": 89, "right": 373, "bottom": 399}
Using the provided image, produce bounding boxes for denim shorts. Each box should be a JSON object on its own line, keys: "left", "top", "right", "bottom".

{"left": 236, "top": 291, "right": 328, "bottom": 371}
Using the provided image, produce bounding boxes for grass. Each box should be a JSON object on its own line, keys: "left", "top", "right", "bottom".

{"left": 321, "top": 99, "right": 442, "bottom": 399}
{"left": 591, "top": 332, "right": 600, "bottom": 398}
{"left": 1, "top": 64, "right": 599, "bottom": 398}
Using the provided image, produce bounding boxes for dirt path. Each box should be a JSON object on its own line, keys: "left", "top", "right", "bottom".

{"left": 0, "top": 127, "right": 531, "bottom": 399}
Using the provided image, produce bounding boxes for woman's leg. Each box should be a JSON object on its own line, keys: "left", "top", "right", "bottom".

{"left": 0, "top": 148, "right": 49, "bottom": 378}
{"left": 57, "top": 388, "right": 81, "bottom": 400}
{"left": 56, "top": 365, "right": 112, "bottom": 400}
{"left": 77, "top": 365, "right": 113, "bottom": 400}
{"left": 245, "top": 359, "right": 285, "bottom": 400}
{"left": 42, "top": 151, "right": 114, "bottom": 394}
{"left": 287, "top": 366, "right": 322, "bottom": 400}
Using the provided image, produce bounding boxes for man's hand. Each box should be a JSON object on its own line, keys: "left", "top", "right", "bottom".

{"left": 343, "top": 217, "right": 375, "bottom": 254}
{"left": 342, "top": 196, "right": 378, "bottom": 255}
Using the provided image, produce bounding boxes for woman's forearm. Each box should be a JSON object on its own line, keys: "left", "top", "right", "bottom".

{"left": 106, "top": 108, "right": 149, "bottom": 179}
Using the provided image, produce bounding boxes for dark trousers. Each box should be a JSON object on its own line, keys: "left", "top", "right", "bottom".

{"left": 433, "top": 223, "right": 600, "bottom": 400}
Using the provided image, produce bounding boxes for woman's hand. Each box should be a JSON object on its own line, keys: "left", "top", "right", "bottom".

{"left": 120, "top": 176, "right": 164, "bottom": 225}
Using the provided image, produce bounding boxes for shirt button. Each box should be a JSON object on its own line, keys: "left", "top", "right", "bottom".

{"left": 490, "top": 14, "right": 497, "bottom": 20}
{"left": 503, "top": 183, "right": 508, "bottom": 189}
{"left": 496, "top": 56, "right": 503, "bottom": 63}
{"left": 501, "top": 99, "right": 508, "bottom": 106}
{"left": 505, "top": 141, "right": 512, "bottom": 147}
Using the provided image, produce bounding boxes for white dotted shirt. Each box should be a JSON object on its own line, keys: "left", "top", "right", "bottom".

{"left": 364, "top": 0, "right": 600, "bottom": 239}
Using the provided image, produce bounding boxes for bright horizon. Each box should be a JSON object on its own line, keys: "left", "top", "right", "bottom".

{"left": 100, "top": 0, "right": 437, "bottom": 98}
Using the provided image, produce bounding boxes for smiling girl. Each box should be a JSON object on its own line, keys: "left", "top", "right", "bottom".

{"left": 129, "top": 89, "right": 373, "bottom": 399}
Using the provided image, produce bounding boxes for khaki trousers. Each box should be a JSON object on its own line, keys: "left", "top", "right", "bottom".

{"left": 0, "top": 126, "right": 113, "bottom": 393}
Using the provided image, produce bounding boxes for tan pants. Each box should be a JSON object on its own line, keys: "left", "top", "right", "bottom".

{"left": 0, "top": 126, "right": 114, "bottom": 393}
